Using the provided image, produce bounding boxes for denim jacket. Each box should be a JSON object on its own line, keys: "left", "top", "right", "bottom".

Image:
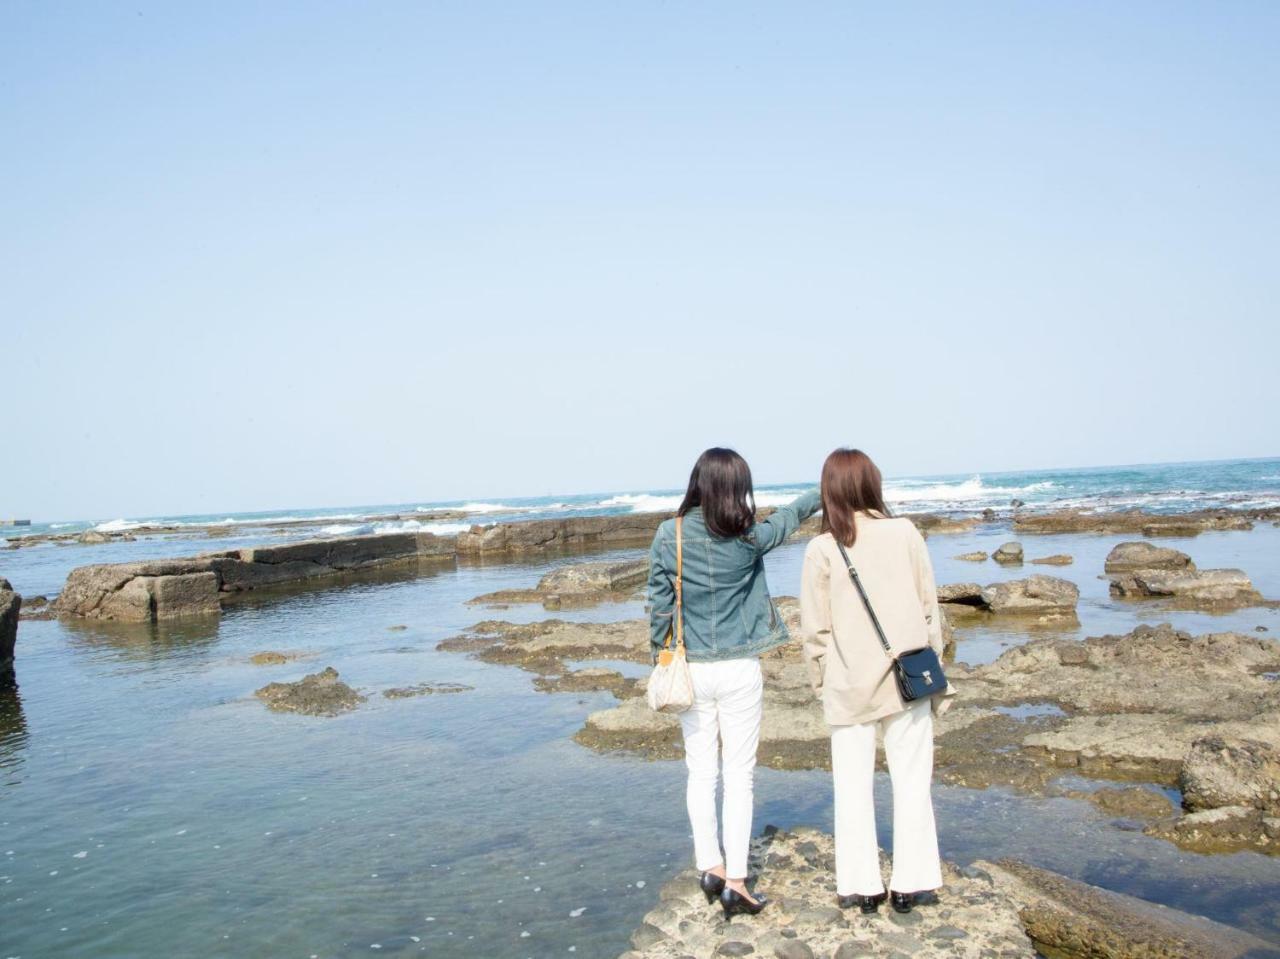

{"left": 647, "top": 488, "right": 822, "bottom": 662}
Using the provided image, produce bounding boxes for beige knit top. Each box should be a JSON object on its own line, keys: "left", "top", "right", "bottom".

{"left": 800, "top": 512, "right": 955, "bottom": 726}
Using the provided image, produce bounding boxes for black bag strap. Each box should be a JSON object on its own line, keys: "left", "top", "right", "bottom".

{"left": 834, "top": 539, "right": 894, "bottom": 659}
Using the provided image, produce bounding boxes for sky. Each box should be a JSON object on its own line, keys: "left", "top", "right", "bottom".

{"left": 3, "top": 1, "right": 1278, "bottom": 520}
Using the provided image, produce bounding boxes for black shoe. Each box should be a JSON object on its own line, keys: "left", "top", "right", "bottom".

{"left": 699, "top": 871, "right": 726, "bottom": 904}
{"left": 720, "top": 886, "right": 768, "bottom": 920}
{"left": 837, "top": 891, "right": 886, "bottom": 914}
{"left": 890, "top": 891, "right": 914, "bottom": 914}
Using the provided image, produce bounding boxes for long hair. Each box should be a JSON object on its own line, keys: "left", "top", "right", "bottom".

{"left": 820, "top": 448, "right": 892, "bottom": 547}
{"left": 677, "top": 448, "right": 756, "bottom": 538}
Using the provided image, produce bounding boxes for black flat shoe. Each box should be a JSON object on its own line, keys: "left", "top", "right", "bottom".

{"left": 699, "top": 871, "right": 726, "bottom": 904}
{"left": 890, "top": 891, "right": 914, "bottom": 914}
{"left": 720, "top": 886, "right": 768, "bottom": 920}
{"left": 837, "top": 891, "right": 886, "bottom": 914}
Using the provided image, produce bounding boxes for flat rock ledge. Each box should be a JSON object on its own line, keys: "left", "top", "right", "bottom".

{"left": 1013, "top": 508, "right": 1265, "bottom": 536}
{"left": 574, "top": 622, "right": 1280, "bottom": 855}
{"left": 254, "top": 667, "right": 364, "bottom": 716}
{"left": 619, "top": 828, "right": 1035, "bottom": 959}
{"left": 976, "top": 858, "right": 1279, "bottom": 959}
{"left": 1108, "top": 568, "right": 1264, "bottom": 608}
{"left": 382, "top": 682, "right": 474, "bottom": 699}
{"left": 468, "top": 558, "right": 648, "bottom": 609}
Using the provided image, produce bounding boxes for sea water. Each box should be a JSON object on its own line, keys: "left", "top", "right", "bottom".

{"left": 2, "top": 459, "right": 1279, "bottom": 957}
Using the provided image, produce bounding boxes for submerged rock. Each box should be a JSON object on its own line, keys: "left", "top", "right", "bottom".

{"left": 534, "top": 668, "right": 638, "bottom": 698}
{"left": 1029, "top": 554, "right": 1073, "bottom": 566}
{"left": 1103, "top": 541, "right": 1194, "bottom": 573}
{"left": 992, "top": 542, "right": 1023, "bottom": 565}
{"left": 255, "top": 667, "right": 364, "bottom": 716}
{"left": 622, "top": 829, "right": 1035, "bottom": 959}
{"left": 383, "top": 682, "right": 473, "bottom": 698}
{"left": 249, "top": 651, "right": 303, "bottom": 665}
{"left": 438, "top": 619, "right": 649, "bottom": 673}
{"left": 954, "top": 551, "right": 988, "bottom": 562}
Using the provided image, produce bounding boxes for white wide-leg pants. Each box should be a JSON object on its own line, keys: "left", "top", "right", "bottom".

{"left": 830, "top": 697, "right": 942, "bottom": 896}
{"left": 677, "top": 658, "right": 763, "bottom": 880}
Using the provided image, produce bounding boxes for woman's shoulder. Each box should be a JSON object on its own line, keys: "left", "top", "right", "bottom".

{"left": 803, "top": 530, "right": 837, "bottom": 559}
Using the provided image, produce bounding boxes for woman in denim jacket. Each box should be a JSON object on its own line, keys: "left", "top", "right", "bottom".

{"left": 648, "top": 448, "right": 820, "bottom": 918}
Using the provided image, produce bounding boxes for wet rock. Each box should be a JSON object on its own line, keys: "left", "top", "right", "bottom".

{"left": 1108, "top": 568, "right": 1263, "bottom": 607}
{"left": 22, "top": 595, "right": 47, "bottom": 610}
{"left": 76, "top": 530, "right": 111, "bottom": 544}
{"left": 533, "top": 667, "right": 638, "bottom": 698}
{"left": 624, "top": 830, "right": 1034, "bottom": 959}
{"left": 992, "top": 542, "right": 1023, "bottom": 565}
{"left": 940, "top": 577, "right": 1078, "bottom": 620}
{"left": 1180, "top": 736, "right": 1280, "bottom": 814}
{"left": 909, "top": 514, "right": 981, "bottom": 535}
{"left": 981, "top": 576, "right": 1078, "bottom": 616}
{"left": 0, "top": 580, "right": 19, "bottom": 674}
{"left": 977, "top": 857, "right": 1275, "bottom": 958}
{"left": 255, "top": 667, "right": 364, "bottom": 716}
{"left": 1029, "top": 554, "right": 1072, "bottom": 566}
{"left": 1010, "top": 498, "right": 1025, "bottom": 508}
{"left": 383, "top": 682, "right": 473, "bottom": 698}
{"left": 1144, "top": 805, "right": 1280, "bottom": 854}
{"left": 1075, "top": 785, "right": 1175, "bottom": 820}
{"left": 439, "top": 619, "right": 649, "bottom": 674}
{"left": 954, "top": 551, "right": 988, "bottom": 562}
{"left": 52, "top": 562, "right": 222, "bottom": 621}
{"left": 938, "top": 582, "right": 985, "bottom": 606}
{"left": 469, "top": 558, "right": 648, "bottom": 609}
{"left": 1103, "top": 541, "right": 1194, "bottom": 573}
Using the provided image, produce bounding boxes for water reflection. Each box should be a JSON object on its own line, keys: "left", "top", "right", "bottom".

{"left": 61, "top": 616, "right": 223, "bottom": 665}
{"left": 0, "top": 680, "right": 26, "bottom": 786}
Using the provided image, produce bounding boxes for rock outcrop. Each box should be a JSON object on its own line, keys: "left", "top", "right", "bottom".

{"left": 1104, "top": 541, "right": 1194, "bottom": 573}
{"left": 0, "top": 578, "right": 19, "bottom": 679}
{"left": 456, "top": 514, "right": 667, "bottom": 554}
{"left": 938, "top": 576, "right": 1078, "bottom": 620}
{"left": 992, "top": 542, "right": 1023, "bottom": 565}
{"left": 1014, "top": 508, "right": 1257, "bottom": 536}
{"left": 954, "top": 551, "right": 988, "bottom": 562}
{"left": 469, "top": 558, "right": 648, "bottom": 609}
{"left": 1029, "top": 554, "right": 1072, "bottom": 566}
{"left": 255, "top": 667, "right": 363, "bottom": 716}
{"left": 620, "top": 828, "right": 1036, "bottom": 959}
{"left": 51, "top": 531, "right": 455, "bottom": 622}
{"left": 1108, "top": 568, "right": 1263, "bottom": 607}
{"left": 976, "top": 858, "right": 1278, "bottom": 959}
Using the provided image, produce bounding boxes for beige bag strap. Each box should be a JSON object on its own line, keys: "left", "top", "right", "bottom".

{"left": 662, "top": 516, "right": 684, "bottom": 652}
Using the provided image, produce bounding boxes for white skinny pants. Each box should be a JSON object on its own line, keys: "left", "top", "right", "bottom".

{"left": 677, "top": 658, "right": 763, "bottom": 879}
{"left": 830, "top": 697, "right": 943, "bottom": 896}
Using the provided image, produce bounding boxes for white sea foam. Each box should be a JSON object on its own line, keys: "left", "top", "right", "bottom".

{"left": 50, "top": 522, "right": 78, "bottom": 529}
{"left": 317, "top": 519, "right": 477, "bottom": 538}
{"left": 93, "top": 518, "right": 150, "bottom": 533}
{"left": 416, "top": 502, "right": 517, "bottom": 514}
{"left": 882, "top": 476, "right": 1057, "bottom": 505}
{"left": 600, "top": 493, "right": 684, "bottom": 513}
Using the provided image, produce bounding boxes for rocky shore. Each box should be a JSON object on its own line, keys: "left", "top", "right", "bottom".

{"left": 437, "top": 596, "right": 1280, "bottom": 857}
{"left": 620, "top": 828, "right": 1278, "bottom": 959}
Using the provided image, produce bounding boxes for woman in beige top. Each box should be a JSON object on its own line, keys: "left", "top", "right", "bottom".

{"left": 800, "top": 449, "right": 954, "bottom": 915}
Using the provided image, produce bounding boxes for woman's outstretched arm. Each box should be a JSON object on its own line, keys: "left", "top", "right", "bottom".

{"left": 647, "top": 526, "right": 676, "bottom": 661}
{"left": 748, "top": 487, "right": 821, "bottom": 553}
{"left": 799, "top": 538, "right": 832, "bottom": 698}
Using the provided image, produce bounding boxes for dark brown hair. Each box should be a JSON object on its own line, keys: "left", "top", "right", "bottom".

{"left": 820, "top": 448, "right": 892, "bottom": 546}
{"left": 677, "top": 448, "right": 756, "bottom": 538}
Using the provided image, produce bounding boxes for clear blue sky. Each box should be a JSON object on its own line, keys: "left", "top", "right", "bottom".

{"left": 4, "top": 2, "right": 1277, "bottom": 519}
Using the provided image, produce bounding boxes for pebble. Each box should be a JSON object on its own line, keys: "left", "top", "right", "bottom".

{"left": 774, "top": 941, "right": 815, "bottom": 959}
{"left": 716, "top": 943, "right": 755, "bottom": 957}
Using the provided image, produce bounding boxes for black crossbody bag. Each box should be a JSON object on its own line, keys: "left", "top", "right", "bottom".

{"left": 834, "top": 540, "right": 946, "bottom": 702}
